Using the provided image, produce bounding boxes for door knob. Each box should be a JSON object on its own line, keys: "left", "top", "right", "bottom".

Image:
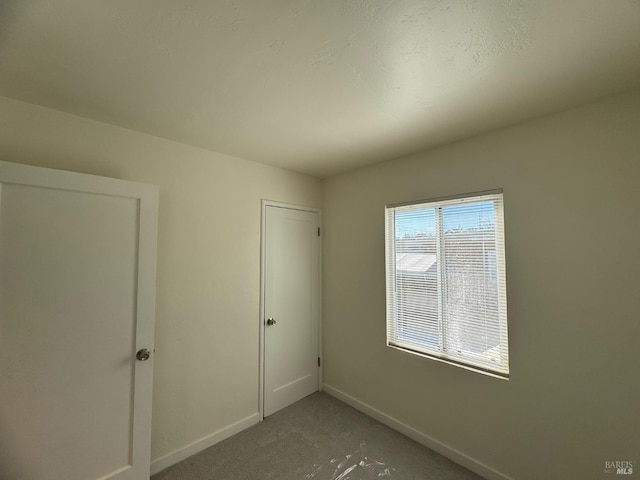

{"left": 266, "top": 318, "right": 277, "bottom": 326}
{"left": 136, "top": 348, "right": 151, "bottom": 361}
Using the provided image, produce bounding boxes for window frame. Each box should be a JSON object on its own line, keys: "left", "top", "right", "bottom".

{"left": 385, "top": 189, "right": 509, "bottom": 379}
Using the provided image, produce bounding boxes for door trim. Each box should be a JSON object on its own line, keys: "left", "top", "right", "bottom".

{"left": 259, "top": 200, "right": 322, "bottom": 421}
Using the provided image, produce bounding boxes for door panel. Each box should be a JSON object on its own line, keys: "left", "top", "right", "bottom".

{"left": 263, "top": 205, "right": 319, "bottom": 417}
{"left": 0, "top": 161, "right": 158, "bottom": 480}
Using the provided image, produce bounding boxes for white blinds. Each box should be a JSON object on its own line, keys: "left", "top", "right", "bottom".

{"left": 385, "top": 191, "right": 509, "bottom": 377}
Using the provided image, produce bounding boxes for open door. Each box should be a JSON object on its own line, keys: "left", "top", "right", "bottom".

{"left": 0, "top": 160, "right": 158, "bottom": 480}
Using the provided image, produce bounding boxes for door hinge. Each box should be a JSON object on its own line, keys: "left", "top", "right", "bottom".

{"left": 318, "top": 357, "right": 321, "bottom": 367}
{"left": 317, "top": 227, "right": 321, "bottom": 237}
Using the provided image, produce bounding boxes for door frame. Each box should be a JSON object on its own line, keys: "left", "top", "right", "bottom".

{"left": 259, "top": 200, "right": 322, "bottom": 420}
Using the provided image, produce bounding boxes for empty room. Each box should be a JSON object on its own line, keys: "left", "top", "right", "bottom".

{"left": 0, "top": 1, "right": 638, "bottom": 480}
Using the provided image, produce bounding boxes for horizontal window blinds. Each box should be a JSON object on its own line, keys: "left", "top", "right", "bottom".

{"left": 385, "top": 191, "right": 509, "bottom": 377}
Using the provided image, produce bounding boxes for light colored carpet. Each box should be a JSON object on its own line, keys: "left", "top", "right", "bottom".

{"left": 152, "top": 391, "right": 485, "bottom": 480}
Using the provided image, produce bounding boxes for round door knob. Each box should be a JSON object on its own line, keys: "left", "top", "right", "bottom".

{"left": 136, "top": 348, "right": 151, "bottom": 361}
{"left": 266, "top": 318, "right": 277, "bottom": 326}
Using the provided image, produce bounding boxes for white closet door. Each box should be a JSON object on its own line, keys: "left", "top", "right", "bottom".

{"left": 263, "top": 204, "right": 320, "bottom": 417}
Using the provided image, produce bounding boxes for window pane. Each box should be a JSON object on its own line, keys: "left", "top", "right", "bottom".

{"left": 442, "top": 201, "right": 501, "bottom": 365}
{"left": 394, "top": 208, "right": 439, "bottom": 349}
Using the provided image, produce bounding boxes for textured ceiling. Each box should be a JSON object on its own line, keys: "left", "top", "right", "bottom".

{"left": 0, "top": 0, "right": 639, "bottom": 178}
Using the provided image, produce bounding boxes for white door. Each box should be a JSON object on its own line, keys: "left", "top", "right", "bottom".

{"left": 0, "top": 161, "right": 158, "bottom": 480}
{"left": 262, "top": 204, "right": 320, "bottom": 417}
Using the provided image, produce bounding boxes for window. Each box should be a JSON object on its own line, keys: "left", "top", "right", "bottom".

{"left": 385, "top": 190, "right": 509, "bottom": 378}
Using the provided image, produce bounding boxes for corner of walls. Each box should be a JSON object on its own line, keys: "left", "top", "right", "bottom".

{"left": 0, "top": 95, "right": 323, "bottom": 468}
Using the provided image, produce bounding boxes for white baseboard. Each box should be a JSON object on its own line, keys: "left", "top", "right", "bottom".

{"left": 322, "top": 384, "right": 513, "bottom": 480}
{"left": 150, "top": 412, "right": 260, "bottom": 475}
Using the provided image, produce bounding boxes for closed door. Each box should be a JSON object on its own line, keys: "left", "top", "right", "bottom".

{"left": 0, "top": 160, "right": 158, "bottom": 480}
{"left": 263, "top": 204, "right": 320, "bottom": 417}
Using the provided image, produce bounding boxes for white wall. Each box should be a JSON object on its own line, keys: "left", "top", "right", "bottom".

{"left": 322, "top": 91, "right": 640, "bottom": 480}
{"left": 0, "top": 96, "right": 323, "bottom": 467}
